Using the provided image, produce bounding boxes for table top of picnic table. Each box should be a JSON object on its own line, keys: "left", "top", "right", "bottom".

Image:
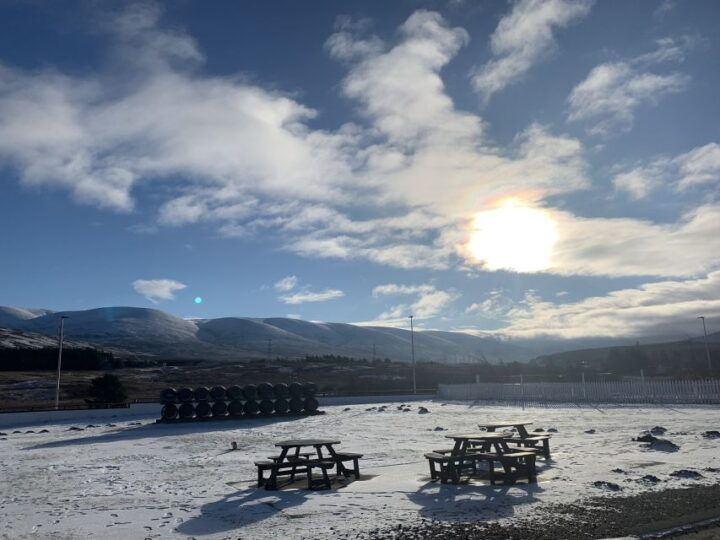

{"left": 477, "top": 421, "right": 533, "bottom": 428}
{"left": 275, "top": 439, "right": 341, "bottom": 448}
{"left": 445, "top": 432, "right": 513, "bottom": 440}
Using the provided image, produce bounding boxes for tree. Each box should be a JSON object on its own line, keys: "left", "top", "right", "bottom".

{"left": 88, "top": 374, "right": 128, "bottom": 403}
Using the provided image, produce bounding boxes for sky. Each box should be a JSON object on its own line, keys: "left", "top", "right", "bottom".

{"left": 0, "top": 0, "right": 719, "bottom": 341}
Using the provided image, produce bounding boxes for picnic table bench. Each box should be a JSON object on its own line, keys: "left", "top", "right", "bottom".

{"left": 424, "top": 432, "right": 537, "bottom": 485}
{"left": 257, "top": 438, "right": 363, "bottom": 490}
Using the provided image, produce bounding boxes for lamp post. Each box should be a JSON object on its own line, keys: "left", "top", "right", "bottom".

{"left": 409, "top": 315, "right": 416, "bottom": 394}
{"left": 55, "top": 315, "right": 69, "bottom": 410}
{"left": 698, "top": 316, "right": 712, "bottom": 373}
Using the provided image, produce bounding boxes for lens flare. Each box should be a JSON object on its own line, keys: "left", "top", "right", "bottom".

{"left": 466, "top": 200, "right": 558, "bottom": 273}
{"left": 194, "top": 296, "right": 203, "bottom": 304}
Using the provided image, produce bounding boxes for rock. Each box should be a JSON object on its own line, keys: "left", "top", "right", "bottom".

{"left": 433, "top": 426, "right": 446, "bottom": 431}
{"left": 670, "top": 469, "right": 703, "bottom": 479}
{"left": 25, "top": 430, "right": 35, "bottom": 434}
{"left": 584, "top": 429, "right": 596, "bottom": 434}
{"left": 0, "top": 432, "right": 6, "bottom": 436}
{"left": 365, "top": 407, "right": 376, "bottom": 411}
{"left": 403, "top": 408, "right": 411, "bottom": 412}
{"left": 105, "top": 423, "right": 116, "bottom": 427}
{"left": 703, "top": 430, "right": 720, "bottom": 439}
{"left": 343, "top": 407, "right": 351, "bottom": 411}
{"left": 704, "top": 467, "right": 720, "bottom": 473}
{"left": 547, "top": 428, "right": 558, "bottom": 433}
{"left": 418, "top": 407, "right": 429, "bottom": 414}
{"left": 533, "top": 428, "right": 545, "bottom": 433}
{"left": 638, "top": 474, "right": 661, "bottom": 484}
{"left": 593, "top": 481, "right": 621, "bottom": 491}
{"left": 67, "top": 426, "right": 84, "bottom": 431}
{"left": 649, "top": 426, "right": 667, "bottom": 435}
{"left": 635, "top": 434, "right": 658, "bottom": 443}
{"left": 86, "top": 424, "right": 98, "bottom": 428}
{"left": 39, "top": 429, "right": 49, "bottom": 433}
{"left": 611, "top": 468, "right": 626, "bottom": 474}
{"left": 12, "top": 430, "right": 21, "bottom": 434}
{"left": 644, "top": 438, "right": 680, "bottom": 452}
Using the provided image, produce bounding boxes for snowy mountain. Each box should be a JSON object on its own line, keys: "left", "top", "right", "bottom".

{"left": 0, "top": 305, "right": 533, "bottom": 363}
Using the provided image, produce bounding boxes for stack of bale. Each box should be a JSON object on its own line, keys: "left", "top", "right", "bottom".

{"left": 159, "top": 382, "right": 319, "bottom": 422}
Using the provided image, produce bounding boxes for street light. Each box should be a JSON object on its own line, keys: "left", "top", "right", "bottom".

{"left": 698, "top": 316, "right": 712, "bottom": 373}
{"left": 55, "top": 315, "right": 69, "bottom": 410}
{"left": 409, "top": 315, "right": 416, "bottom": 394}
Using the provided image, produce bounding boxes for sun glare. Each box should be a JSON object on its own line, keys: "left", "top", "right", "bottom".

{"left": 467, "top": 200, "right": 558, "bottom": 273}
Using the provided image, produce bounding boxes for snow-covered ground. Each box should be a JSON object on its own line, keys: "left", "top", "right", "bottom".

{"left": 1, "top": 401, "right": 719, "bottom": 539}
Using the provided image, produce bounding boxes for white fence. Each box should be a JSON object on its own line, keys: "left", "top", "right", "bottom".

{"left": 438, "top": 379, "right": 720, "bottom": 405}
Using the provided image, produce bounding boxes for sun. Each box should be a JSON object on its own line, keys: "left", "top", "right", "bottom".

{"left": 466, "top": 200, "right": 558, "bottom": 273}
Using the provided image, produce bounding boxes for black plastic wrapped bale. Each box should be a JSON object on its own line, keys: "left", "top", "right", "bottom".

{"left": 211, "top": 401, "right": 228, "bottom": 417}
{"left": 177, "top": 387, "right": 194, "bottom": 403}
{"left": 160, "top": 388, "right": 177, "bottom": 403}
{"left": 196, "top": 400, "right": 213, "bottom": 418}
{"left": 302, "top": 382, "right": 318, "bottom": 397}
{"left": 257, "top": 382, "right": 274, "bottom": 400}
{"left": 303, "top": 397, "right": 319, "bottom": 412}
{"left": 194, "top": 387, "right": 211, "bottom": 402}
{"left": 242, "top": 384, "right": 258, "bottom": 401}
{"left": 289, "top": 397, "right": 304, "bottom": 413}
{"left": 289, "top": 382, "right": 304, "bottom": 399}
{"left": 178, "top": 402, "right": 196, "bottom": 419}
{"left": 161, "top": 403, "right": 178, "bottom": 420}
{"left": 274, "top": 398, "right": 289, "bottom": 414}
{"left": 273, "top": 383, "right": 289, "bottom": 399}
{"left": 210, "top": 386, "right": 227, "bottom": 401}
{"left": 228, "top": 399, "right": 244, "bottom": 416}
{"left": 259, "top": 399, "right": 274, "bottom": 415}
{"left": 243, "top": 400, "right": 259, "bottom": 415}
{"left": 227, "top": 385, "right": 243, "bottom": 400}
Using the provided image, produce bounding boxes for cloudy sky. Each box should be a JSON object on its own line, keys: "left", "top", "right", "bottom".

{"left": 0, "top": 0, "right": 718, "bottom": 341}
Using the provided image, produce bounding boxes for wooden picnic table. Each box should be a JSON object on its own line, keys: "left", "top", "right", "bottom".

{"left": 445, "top": 432, "right": 513, "bottom": 458}
{"left": 430, "top": 432, "right": 536, "bottom": 484}
{"left": 264, "top": 439, "right": 342, "bottom": 490}
{"left": 478, "top": 421, "right": 534, "bottom": 438}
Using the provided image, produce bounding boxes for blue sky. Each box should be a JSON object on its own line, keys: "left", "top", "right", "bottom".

{"left": 0, "top": 0, "right": 718, "bottom": 340}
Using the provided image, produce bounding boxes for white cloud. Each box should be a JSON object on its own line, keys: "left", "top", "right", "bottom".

{"left": 471, "top": 0, "right": 593, "bottom": 102}
{"left": 613, "top": 142, "right": 720, "bottom": 199}
{"left": 499, "top": 270, "right": 720, "bottom": 338}
{"left": 274, "top": 275, "right": 299, "bottom": 292}
{"left": 274, "top": 275, "right": 344, "bottom": 304}
{"left": 567, "top": 42, "right": 690, "bottom": 136}
{"left": 132, "top": 278, "right": 186, "bottom": 303}
{"left": 324, "top": 17, "right": 384, "bottom": 61}
{"left": 372, "top": 282, "right": 460, "bottom": 321}
{"left": 279, "top": 288, "right": 345, "bottom": 305}
{"left": 549, "top": 204, "right": 720, "bottom": 277}
{"left": 0, "top": 5, "right": 358, "bottom": 214}
{"left": 465, "top": 289, "right": 514, "bottom": 318}
{"left": 635, "top": 35, "right": 698, "bottom": 65}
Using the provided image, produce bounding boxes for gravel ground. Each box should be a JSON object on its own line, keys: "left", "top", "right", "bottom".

{"left": 360, "top": 484, "right": 720, "bottom": 539}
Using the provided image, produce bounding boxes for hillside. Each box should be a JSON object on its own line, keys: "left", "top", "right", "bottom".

{"left": 532, "top": 334, "right": 720, "bottom": 378}
{"left": 0, "top": 327, "right": 92, "bottom": 350}
{"left": 0, "top": 305, "right": 534, "bottom": 363}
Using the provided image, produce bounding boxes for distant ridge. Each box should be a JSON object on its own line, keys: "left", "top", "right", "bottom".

{"left": 0, "top": 305, "right": 533, "bottom": 363}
